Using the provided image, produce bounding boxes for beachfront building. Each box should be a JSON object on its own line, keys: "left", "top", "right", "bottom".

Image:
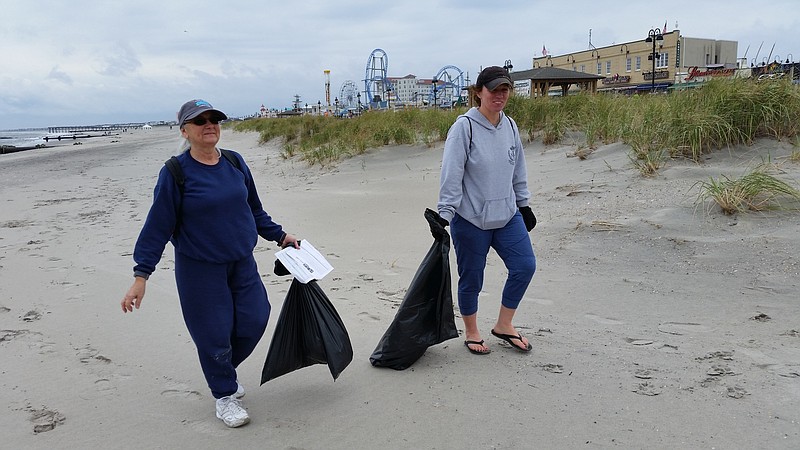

{"left": 529, "top": 29, "right": 739, "bottom": 95}
{"left": 384, "top": 75, "right": 437, "bottom": 107}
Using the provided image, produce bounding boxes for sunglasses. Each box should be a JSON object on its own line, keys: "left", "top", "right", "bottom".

{"left": 186, "top": 116, "right": 220, "bottom": 126}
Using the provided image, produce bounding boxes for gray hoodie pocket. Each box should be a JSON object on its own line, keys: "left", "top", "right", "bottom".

{"left": 480, "top": 197, "right": 515, "bottom": 229}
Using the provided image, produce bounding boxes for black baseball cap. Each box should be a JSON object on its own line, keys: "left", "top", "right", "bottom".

{"left": 476, "top": 66, "right": 513, "bottom": 90}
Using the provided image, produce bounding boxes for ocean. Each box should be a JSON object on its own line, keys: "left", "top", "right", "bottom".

{"left": 0, "top": 129, "right": 49, "bottom": 150}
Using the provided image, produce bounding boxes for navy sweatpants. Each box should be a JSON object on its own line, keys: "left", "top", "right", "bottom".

{"left": 450, "top": 211, "right": 536, "bottom": 316}
{"left": 175, "top": 252, "right": 270, "bottom": 399}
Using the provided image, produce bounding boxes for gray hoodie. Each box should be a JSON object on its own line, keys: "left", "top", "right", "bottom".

{"left": 438, "top": 107, "right": 530, "bottom": 230}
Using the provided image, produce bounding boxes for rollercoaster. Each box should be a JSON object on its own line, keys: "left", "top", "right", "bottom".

{"left": 341, "top": 48, "right": 466, "bottom": 110}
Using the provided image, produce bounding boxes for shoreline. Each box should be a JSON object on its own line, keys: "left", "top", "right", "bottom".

{"left": 1, "top": 126, "right": 173, "bottom": 156}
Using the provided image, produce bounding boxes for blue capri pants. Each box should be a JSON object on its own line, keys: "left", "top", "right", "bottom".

{"left": 450, "top": 211, "right": 536, "bottom": 316}
{"left": 174, "top": 252, "right": 270, "bottom": 399}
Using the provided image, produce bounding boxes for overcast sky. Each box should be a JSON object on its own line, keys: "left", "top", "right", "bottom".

{"left": 2, "top": 1, "right": 798, "bottom": 129}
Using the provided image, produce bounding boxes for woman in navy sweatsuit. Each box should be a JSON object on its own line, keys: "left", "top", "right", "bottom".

{"left": 121, "top": 99, "right": 298, "bottom": 428}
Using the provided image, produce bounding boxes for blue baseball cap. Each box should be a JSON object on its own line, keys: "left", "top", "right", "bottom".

{"left": 177, "top": 99, "right": 227, "bottom": 127}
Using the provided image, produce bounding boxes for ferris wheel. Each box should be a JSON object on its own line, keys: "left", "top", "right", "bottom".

{"left": 339, "top": 80, "right": 359, "bottom": 110}
{"left": 429, "top": 65, "right": 465, "bottom": 107}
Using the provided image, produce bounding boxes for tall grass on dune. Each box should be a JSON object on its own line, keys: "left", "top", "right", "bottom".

{"left": 696, "top": 164, "right": 800, "bottom": 214}
{"left": 232, "top": 108, "right": 460, "bottom": 165}
{"left": 664, "top": 78, "right": 800, "bottom": 160}
{"left": 231, "top": 77, "right": 800, "bottom": 169}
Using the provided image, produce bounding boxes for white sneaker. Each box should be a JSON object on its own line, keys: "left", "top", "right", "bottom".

{"left": 215, "top": 396, "right": 250, "bottom": 428}
{"left": 234, "top": 381, "right": 245, "bottom": 399}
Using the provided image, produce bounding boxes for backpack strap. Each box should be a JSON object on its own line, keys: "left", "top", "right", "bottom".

{"left": 164, "top": 156, "right": 186, "bottom": 237}
{"left": 220, "top": 149, "right": 243, "bottom": 172}
{"left": 461, "top": 115, "right": 517, "bottom": 161}
{"left": 164, "top": 156, "right": 185, "bottom": 193}
{"left": 458, "top": 115, "right": 474, "bottom": 153}
{"left": 506, "top": 115, "right": 518, "bottom": 143}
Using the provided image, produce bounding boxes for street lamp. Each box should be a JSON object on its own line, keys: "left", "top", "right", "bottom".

{"left": 432, "top": 77, "right": 438, "bottom": 109}
{"left": 645, "top": 28, "right": 664, "bottom": 92}
{"left": 334, "top": 97, "right": 339, "bottom": 116}
{"left": 357, "top": 92, "right": 361, "bottom": 113}
{"left": 317, "top": 100, "right": 321, "bottom": 116}
{"left": 503, "top": 59, "right": 513, "bottom": 71}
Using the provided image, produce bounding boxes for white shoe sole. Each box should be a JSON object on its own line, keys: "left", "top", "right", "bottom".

{"left": 216, "top": 412, "right": 250, "bottom": 428}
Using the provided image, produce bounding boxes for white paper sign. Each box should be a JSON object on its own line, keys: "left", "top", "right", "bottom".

{"left": 275, "top": 240, "right": 333, "bottom": 284}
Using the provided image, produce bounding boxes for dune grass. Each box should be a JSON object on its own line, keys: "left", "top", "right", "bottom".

{"left": 696, "top": 164, "right": 800, "bottom": 214}
{"left": 232, "top": 108, "right": 459, "bottom": 165}
{"left": 231, "top": 77, "right": 800, "bottom": 170}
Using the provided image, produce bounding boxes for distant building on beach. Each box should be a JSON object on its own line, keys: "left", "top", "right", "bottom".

{"left": 529, "top": 29, "right": 749, "bottom": 95}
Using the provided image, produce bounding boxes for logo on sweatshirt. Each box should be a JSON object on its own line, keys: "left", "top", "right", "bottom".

{"left": 508, "top": 146, "right": 516, "bottom": 165}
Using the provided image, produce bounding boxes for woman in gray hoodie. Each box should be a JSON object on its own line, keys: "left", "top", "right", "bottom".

{"left": 437, "top": 66, "right": 537, "bottom": 355}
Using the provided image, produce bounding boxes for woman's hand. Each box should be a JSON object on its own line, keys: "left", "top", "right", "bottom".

{"left": 121, "top": 277, "right": 147, "bottom": 313}
{"left": 281, "top": 233, "right": 300, "bottom": 249}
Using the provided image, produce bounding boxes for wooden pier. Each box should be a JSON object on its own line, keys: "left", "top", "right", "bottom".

{"left": 47, "top": 125, "right": 129, "bottom": 134}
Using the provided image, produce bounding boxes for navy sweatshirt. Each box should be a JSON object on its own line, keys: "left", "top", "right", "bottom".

{"left": 133, "top": 150, "right": 284, "bottom": 277}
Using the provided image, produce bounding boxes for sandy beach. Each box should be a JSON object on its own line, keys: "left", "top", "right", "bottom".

{"left": 1, "top": 125, "right": 798, "bottom": 449}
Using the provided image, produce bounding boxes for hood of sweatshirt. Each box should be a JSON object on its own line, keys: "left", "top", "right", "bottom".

{"left": 464, "top": 107, "right": 507, "bottom": 132}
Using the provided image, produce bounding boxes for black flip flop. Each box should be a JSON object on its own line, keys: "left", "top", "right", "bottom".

{"left": 464, "top": 339, "right": 491, "bottom": 355}
{"left": 491, "top": 329, "right": 532, "bottom": 352}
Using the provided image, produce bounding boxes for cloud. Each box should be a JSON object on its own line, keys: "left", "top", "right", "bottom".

{"left": 47, "top": 66, "right": 73, "bottom": 85}
{"left": 96, "top": 41, "right": 142, "bottom": 77}
{"left": 2, "top": 0, "right": 799, "bottom": 129}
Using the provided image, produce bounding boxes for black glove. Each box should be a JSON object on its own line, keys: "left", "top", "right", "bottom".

{"left": 424, "top": 208, "right": 450, "bottom": 241}
{"left": 520, "top": 206, "right": 536, "bottom": 232}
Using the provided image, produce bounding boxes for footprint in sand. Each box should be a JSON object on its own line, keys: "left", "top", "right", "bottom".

{"left": 161, "top": 378, "right": 203, "bottom": 400}
{"left": 695, "top": 350, "right": 734, "bottom": 361}
{"left": 161, "top": 388, "right": 203, "bottom": 399}
{"left": 632, "top": 381, "right": 661, "bottom": 396}
{"left": 585, "top": 313, "right": 624, "bottom": 325}
{"left": 624, "top": 338, "right": 654, "bottom": 346}
{"left": 79, "top": 378, "right": 117, "bottom": 400}
{"left": 657, "top": 322, "right": 713, "bottom": 335}
{"left": 21, "top": 310, "right": 42, "bottom": 322}
{"left": 726, "top": 386, "right": 748, "bottom": 399}
{"left": 76, "top": 345, "right": 112, "bottom": 366}
{"left": 657, "top": 343, "right": 680, "bottom": 353}
{"left": 28, "top": 407, "right": 66, "bottom": 433}
{"left": 184, "top": 419, "right": 231, "bottom": 437}
{"left": 706, "top": 365, "right": 735, "bottom": 376}
{"left": 357, "top": 312, "right": 381, "bottom": 322}
{"left": 539, "top": 363, "right": 564, "bottom": 373}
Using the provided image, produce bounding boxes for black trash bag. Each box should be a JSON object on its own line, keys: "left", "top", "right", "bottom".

{"left": 273, "top": 258, "right": 291, "bottom": 276}
{"left": 369, "top": 208, "right": 459, "bottom": 370}
{"left": 261, "top": 279, "right": 353, "bottom": 383}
